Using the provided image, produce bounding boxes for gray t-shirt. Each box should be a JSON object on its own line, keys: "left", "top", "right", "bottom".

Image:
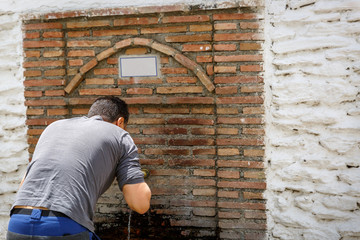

{"left": 12, "top": 116, "right": 144, "bottom": 232}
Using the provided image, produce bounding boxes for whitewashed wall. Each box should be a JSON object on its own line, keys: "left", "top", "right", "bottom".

{"left": 264, "top": 0, "right": 360, "bottom": 239}
{"left": 0, "top": 0, "right": 359, "bottom": 239}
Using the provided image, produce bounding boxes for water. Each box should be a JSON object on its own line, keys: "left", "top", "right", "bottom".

{"left": 127, "top": 210, "right": 132, "bottom": 240}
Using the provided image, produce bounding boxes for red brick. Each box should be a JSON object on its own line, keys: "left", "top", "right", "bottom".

{"left": 25, "top": 32, "right": 40, "bottom": 39}
{"left": 217, "top": 128, "right": 238, "bottom": 135}
{"left": 192, "top": 189, "right": 216, "bottom": 196}
{"left": 218, "top": 148, "right": 240, "bottom": 156}
{"left": 218, "top": 190, "right": 239, "bottom": 199}
{"left": 244, "top": 171, "right": 265, "bottom": 179}
{"left": 79, "top": 88, "right": 122, "bottom": 96}
{"left": 214, "top": 66, "right": 237, "bottom": 73}
{"left": 69, "top": 59, "right": 83, "bottom": 66}
{"left": 174, "top": 53, "right": 198, "bottom": 71}
{"left": 72, "top": 109, "right": 90, "bottom": 115}
{"left": 244, "top": 149, "right": 264, "bottom": 157}
{"left": 168, "top": 159, "right": 215, "bottom": 167}
{"left": 141, "top": 26, "right": 187, "bottom": 34}
{"left": 214, "top": 23, "right": 237, "bottom": 30}
{"left": 219, "top": 221, "right": 266, "bottom": 230}
{"left": 24, "top": 70, "right": 41, "bottom": 77}
{"left": 206, "top": 64, "right": 214, "bottom": 76}
{"left": 167, "top": 97, "right": 214, "bottom": 104}
{"left": 218, "top": 211, "right": 241, "bottom": 218}
{"left": 168, "top": 118, "right": 214, "bottom": 125}
{"left": 143, "top": 127, "right": 187, "bottom": 135}
{"left": 93, "top": 29, "right": 138, "bottom": 36}
{"left": 169, "top": 139, "right": 214, "bottom": 146}
{"left": 44, "top": 69, "right": 66, "bottom": 76}
{"left": 125, "top": 48, "right": 148, "bottom": 55}
{"left": 80, "top": 58, "right": 98, "bottom": 74}
{"left": 24, "top": 22, "right": 63, "bottom": 30}
{"left": 193, "top": 169, "right": 216, "bottom": 177}
{"left": 24, "top": 91, "right": 42, "bottom": 97}
{"left": 163, "top": 15, "right": 209, "bottom": 23}
{"left": 241, "top": 65, "right": 263, "bottom": 72}
{"left": 47, "top": 109, "right": 69, "bottom": 116}
{"left": 94, "top": 68, "right": 118, "bottom": 75}
{"left": 218, "top": 170, "right": 240, "bottom": 179}
{"left": 67, "top": 40, "right": 111, "bottom": 47}
{"left": 67, "top": 31, "right": 90, "bottom": 37}
{"left": 128, "top": 118, "right": 165, "bottom": 125}
{"left": 170, "top": 199, "right": 216, "bottom": 207}
{"left": 213, "top": 13, "right": 257, "bottom": 20}
{"left": 215, "top": 76, "right": 263, "bottom": 84}
{"left": 67, "top": 20, "right": 110, "bottom": 28}
{"left": 140, "top": 158, "right": 165, "bottom": 165}
{"left": 170, "top": 219, "right": 216, "bottom": 228}
{"left": 43, "top": 50, "right": 64, "bottom": 57}
{"left": 216, "top": 96, "right": 263, "bottom": 104}
{"left": 145, "top": 148, "right": 189, "bottom": 155}
{"left": 214, "top": 33, "right": 263, "bottom": 41}
{"left": 217, "top": 160, "right": 264, "bottom": 168}
{"left": 45, "top": 90, "right": 65, "bottom": 96}
{"left": 43, "top": 31, "right": 63, "bottom": 38}
{"left": 214, "top": 44, "right": 237, "bottom": 51}
{"left": 126, "top": 88, "right": 153, "bottom": 95}
{"left": 133, "top": 137, "right": 166, "bottom": 145}
{"left": 166, "top": 77, "right": 197, "bottom": 83}
{"left": 114, "top": 17, "right": 158, "bottom": 26}
{"left": 218, "top": 117, "right": 262, "bottom": 125}
{"left": 216, "top": 86, "right": 238, "bottom": 95}
{"left": 218, "top": 201, "right": 266, "bottom": 210}
{"left": 23, "top": 60, "right": 65, "bottom": 68}
{"left": 241, "top": 85, "right": 263, "bottom": 93}
{"left": 240, "top": 22, "right": 260, "bottom": 29}
{"left": 25, "top": 99, "right": 66, "bottom": 106}
{"left": 143, "top": 107, "right": 189, "bottom": 114}
{"left": 196, "top": 55, "right": 213, "bottom": 63}
{"left": 189, "top": 24, "right": 212, "bottom": 32}
{"left": 191, "top": 128, "right": 215, "bottom": 135}
{"left": 27, "top": 109, "right": 44, "bottom": 116}
{"left": 217, "top": 108, "right": 238, "bottom": 114}
{"left": 193, "top": 148, "right": 216, "bottom": 155}
{"left": 161, "top": 67, "right": 188, "bottom": 74}
{"left": 24, "top": 79, "right": 65, "bottom": 87}
{"left": 23, "top": 40, "right": 64, "bottom": 48}
{"left": 151, "top": 188, "right": 189, "bottom": 196}
{"left": 157, "top": 86, "right": 203, "bottom": 94}
{"left": 26, "top": 118, "right": 58, "bottom": 126}
{"left": 240, "top": 42, "right": 262, "bottom": 50}
{"left": 151, "top": 169, "right": 189, "bottom": 176}
{"left": 243, "top": 192, "right": 264, "bottom": 200}
{"left": 69, "top": 98, "right": 96, "bottom": 105}
{"left": 165, "top": 34, "right": 212, "bottom": 43}
{"left": 119, "top": 78, "right": 162, "bottom": 85}
{"left": 192, "top": 107, "right": 214, "bottom": 114}
{"left": 153, "top": 209, "right": 191, "bottom": 216}
{"left": 122, "top": 97, "right": 162, "bottom": 104}
{"left": 182, "top": 44, "right": 212, "bottom": 52}
{"left": 27, "top": 129, "right": 44, "bottom": 136}
{"left": 25, "top": 51, "right": 40, "bottom": 58}
{"left": 214, "top": 54, "right": 262, "bottom": 62}
{"left": 217, "top": 138, "right": 263, "bottom": 146}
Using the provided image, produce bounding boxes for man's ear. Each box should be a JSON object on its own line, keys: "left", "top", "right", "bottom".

{"left": 116, "top": 117, "right": 125, "bottom": 129}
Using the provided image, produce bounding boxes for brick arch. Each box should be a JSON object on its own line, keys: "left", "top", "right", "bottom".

{"left": 64, "top": 37, "right": 215, "bottom": 94}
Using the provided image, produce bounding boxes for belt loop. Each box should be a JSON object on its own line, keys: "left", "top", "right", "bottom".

{"left": 30, "top": 209, "right": 42, "bottom": 220}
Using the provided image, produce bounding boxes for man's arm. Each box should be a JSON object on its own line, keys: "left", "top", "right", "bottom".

{"left": 122, "top": 182, "right": 151, "bottom": 214}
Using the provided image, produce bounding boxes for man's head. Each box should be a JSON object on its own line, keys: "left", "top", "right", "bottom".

{"left": 88, "top": 96, "right": 129, "bottom": 128}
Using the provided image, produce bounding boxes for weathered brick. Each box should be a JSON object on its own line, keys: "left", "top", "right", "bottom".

{"left": 218, "top": 201, "right": 266, "bottom": 210}
{"left": 126, "top": 88, "right": 153, "bottom": 95}
{"left": 216, "top": 96, "right": 263, "bottom": 104}
{"left": 79, "top": 88, "right": 122, "bottom": 96}
{"left": 243, "top": 107, "right": 264, "bottom": 115}
{"left": 122, "top": 97, "right": 162, "bottom": 104}
{"left": 196, "top": 55, "right": 213, "bottom": 63}
{"left": 43, "top": 50, "right": 64, "bottom": 58}
{"left": 189, "top": 24, "right": 212, "bottom": 32}
{"left": 161, "top": 67, "right": 188, "bottom": 74}
{"left": 214, "top": 44, "right": 237, "bottom": 51}
{"left": 24, "top": 91, "right": 42, "bottom": 97}
{"left": 169, "top": 139, "right": 215, "bottom": 146}
{"left": 44, "top": 69, "right": 66, "bottom": 76}
{"left": 193, "top": 208, "right": 216, "bottom": 217}
{"left": 170, "top": 219, "right": 216, "bottom": 228}
{"left": 67, "top": 40, "right": 111, "bottom": 47}
{"left": 114, "top": 38, "right": 133, "bottom": 49}
{"left": 114, "top": 17, "right": 158, "bottom": 26}
{"left": 25, "top": 32, "right": 40, "bottom": 39}
{"left": 67, "top": 31, "right": 90, "bottom": 37}
{"left": 23, "top": 40, "right": 64, "bottom": 48}
{"left": 218, "top": 117, "right": 262, "bottom": 125}
{"left": 206, "top": 64, "right": 214, "bottom": 76}
{"left": 214, "top": 33, "right": 263, "bottom": 41}
{"left": 165, "top": 34, "right": 212, "bottom": 43}
{"left": 218, "top": 170, "right": 240, "bottom": 179}
{"left": 219, "top": 221, "right": 266, "bottom": 230}
{"left": 241, "top": 85, "right": 263, "bottom": 93}
{"left": 24, "top": 70, "right": 41, "bottom": 77}
{"left": 214, "top": 23, "right": 237, "bottom": 30}
{"left": 24, "top": 79, "right": 65, "bottom": 87}
{"left": 218, "top": 148, "right": 240, "bottom": 156}
{"left": 214, "top": 65, "right": 237, "bottom": 73}
{"left": 69, "top": 98, "right": 96, "bottom": 105}
{"left": 167, "top": 97, "right": 214, "bottom": 104}
{"left": 128, "top": 118, "right": 165, "bottom": 125}
{"left": 151, "top": 188, "right": 189, "bottom": 196}
{"left": 26, "top": 119, "right": 58, "bottom": 126}
{"left": 214, "top": 54, "right": 262, "bottom": 62}
{"left": 217, "top": 128, "right": 239, "bottom": 135}
{"left": 168, "top": 118, "right": 214, "bottom": 125}
{"left": 143, "top": 127, "right": 187, "bottom": 135}
{"left": 182, "top": 44, "right": 212, "bottom": 52}
{"left": 133, "top": 137, "right": 166, "bottom": 145}
{"left": 23, "top": 60, "right": 65, "bottom": 68}
{"left": 217, "top": 108, "right": 238, "bottom": 115}
{"left": 143, "top": 107, "right": 189, "bottom": 114}
{"left": 215, "top": 76, "right": 263, "bottom": 84}
{"left": 242, "top": 128, "right": 265, "bottom": 135}
{"left": 168, "top": 159, "right": 215, "bottom": 167}
{"left": 151, "top": 169, "right": 189, "bottom": 176}
{"left": 217, "top": 138, "right": 263, "bottom": 146}
{"left": 27, "top": 109, "right": 44, "bottom": 116}
{"left": 170, "top": 199, "right": 216, "bottom": 208}
{"left": 141, "top": 26, "right": 187, "bottom": 34}
{"left": 67, "top": 20, "right": 110, "bottom": 28}
{"left": 240, "top": 42, "right": 262, "bottom": 50}
{"left": 93, "top": 29, "right": 138, "bottom": 36}
{"left": 193, "top": 148, "right": 216, "bottom": 155}
{"left": 240, "top": 22, "right": 260, "bottom": 29}
{"left": 125, "top": 48, "right": 148, "bottom": 55}
{"left": 45, "top": 90, "right": 65, "bottom": 96}
{"left": 193, "top": 169, "right": 216, "bottom": 177}
{"left": 24, "top": 22, "right": 63, "bottom": 30}
{"left": 216, "top": 86, "right": 238, "bottom": 95}
{"left": 166, "top": 77, "right": 197, "bottom": 83}
{"left": 119, "top": 78, "right": 162, "bottom": 85}
{"left": 191, "top": 128, "right": 215, "bottom": 135}
{"left": 213, "top": 13, "right": 257, "bottom": 20}
{"left": 140, "top": 158, "right": 165, "bottom": 166}
{"left": 244, "top": 211, "right": 266, "bottom": 219}
{"left": 244, "top": 171, "right": 265, "bottom": 179}
{"left": 47, "top": 108, "right": 69, "bottom": 116}
{"left": 241, "top": 65, "right": 263, "bottom": 72}
{"left": 244, "top": 149, "right": 264, "bottom": 157}
{"left": 163, "top": 15, "right": 209, "bottom": 23}
{"left": 43, "top": 31, "right": 63, "bottom": 38}
{"left": 25, "top": 99, "right": 66, "bottom": 106}
{"left": 145, "top": 148, "right": 189, "bottom": 155}
{"left": 218, "top": 211, "right": 241, "bottom": 218}
{"left": 27, "top": 128, "right": 44, "bottom": 136}
{"left": 72, "top": 108, "right": 90, "bottom": 115}
{"left": 80, "top": 58, "right": 98, "bottom": 74}
{"left": 157, "top": 86, "right": 203, "bottom": 94}
{"left": 192, "top": 107, "right": 214, "bottom": 114}
{"left": 193, "top": 189, "right": 217, "bottom": 196}
{"left": 25, "top": 51, "right": 40, "bottom": 58}
{"left": 94, "top": 68, "right": 118, "bottom": 75}
{"left": 69, "top": 59, "right": 83, "bottom": 66}
{"left": 217, "top": 160, "right": 264, "bottom": 168}
{"left": 218, "top": 190, "right": 239, "bottom": 199}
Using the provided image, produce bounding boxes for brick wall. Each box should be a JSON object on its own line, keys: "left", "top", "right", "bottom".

{"left": 23, "top": 5, "right": 265, "bottom": 239}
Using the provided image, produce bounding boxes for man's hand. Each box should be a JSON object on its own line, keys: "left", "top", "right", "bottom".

{"left": 122, "top": 182, "right": 151, "bottom": 214}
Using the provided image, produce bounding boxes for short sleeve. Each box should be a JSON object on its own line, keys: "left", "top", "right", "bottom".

{"left": 116, "top": 133, "right": 144, "bottom": 190}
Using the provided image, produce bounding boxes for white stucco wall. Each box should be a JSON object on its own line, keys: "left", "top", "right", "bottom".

{"left": 0, "top": 0, "right": 359, "bottom": 239}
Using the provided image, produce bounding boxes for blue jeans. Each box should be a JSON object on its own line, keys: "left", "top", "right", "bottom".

{"left": 7, "top": 209, "right": 100, "bottom": 240}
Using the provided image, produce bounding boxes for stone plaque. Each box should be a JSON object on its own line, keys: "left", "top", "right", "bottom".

{"left": 119, "top": 55, "right": 160, "bottom": 78}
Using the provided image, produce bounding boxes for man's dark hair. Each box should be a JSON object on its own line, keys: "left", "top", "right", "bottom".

{"left": 88, "top": 96, "right": 129, "bottom": 124}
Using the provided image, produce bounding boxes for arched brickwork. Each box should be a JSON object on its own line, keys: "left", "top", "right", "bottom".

{"left": 64, "top": 37, "right": 215, "bottom": 94}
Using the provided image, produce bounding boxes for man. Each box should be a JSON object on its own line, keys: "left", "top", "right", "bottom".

{"left": 7, "top": 96, "right": 151, "bottom": 240}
